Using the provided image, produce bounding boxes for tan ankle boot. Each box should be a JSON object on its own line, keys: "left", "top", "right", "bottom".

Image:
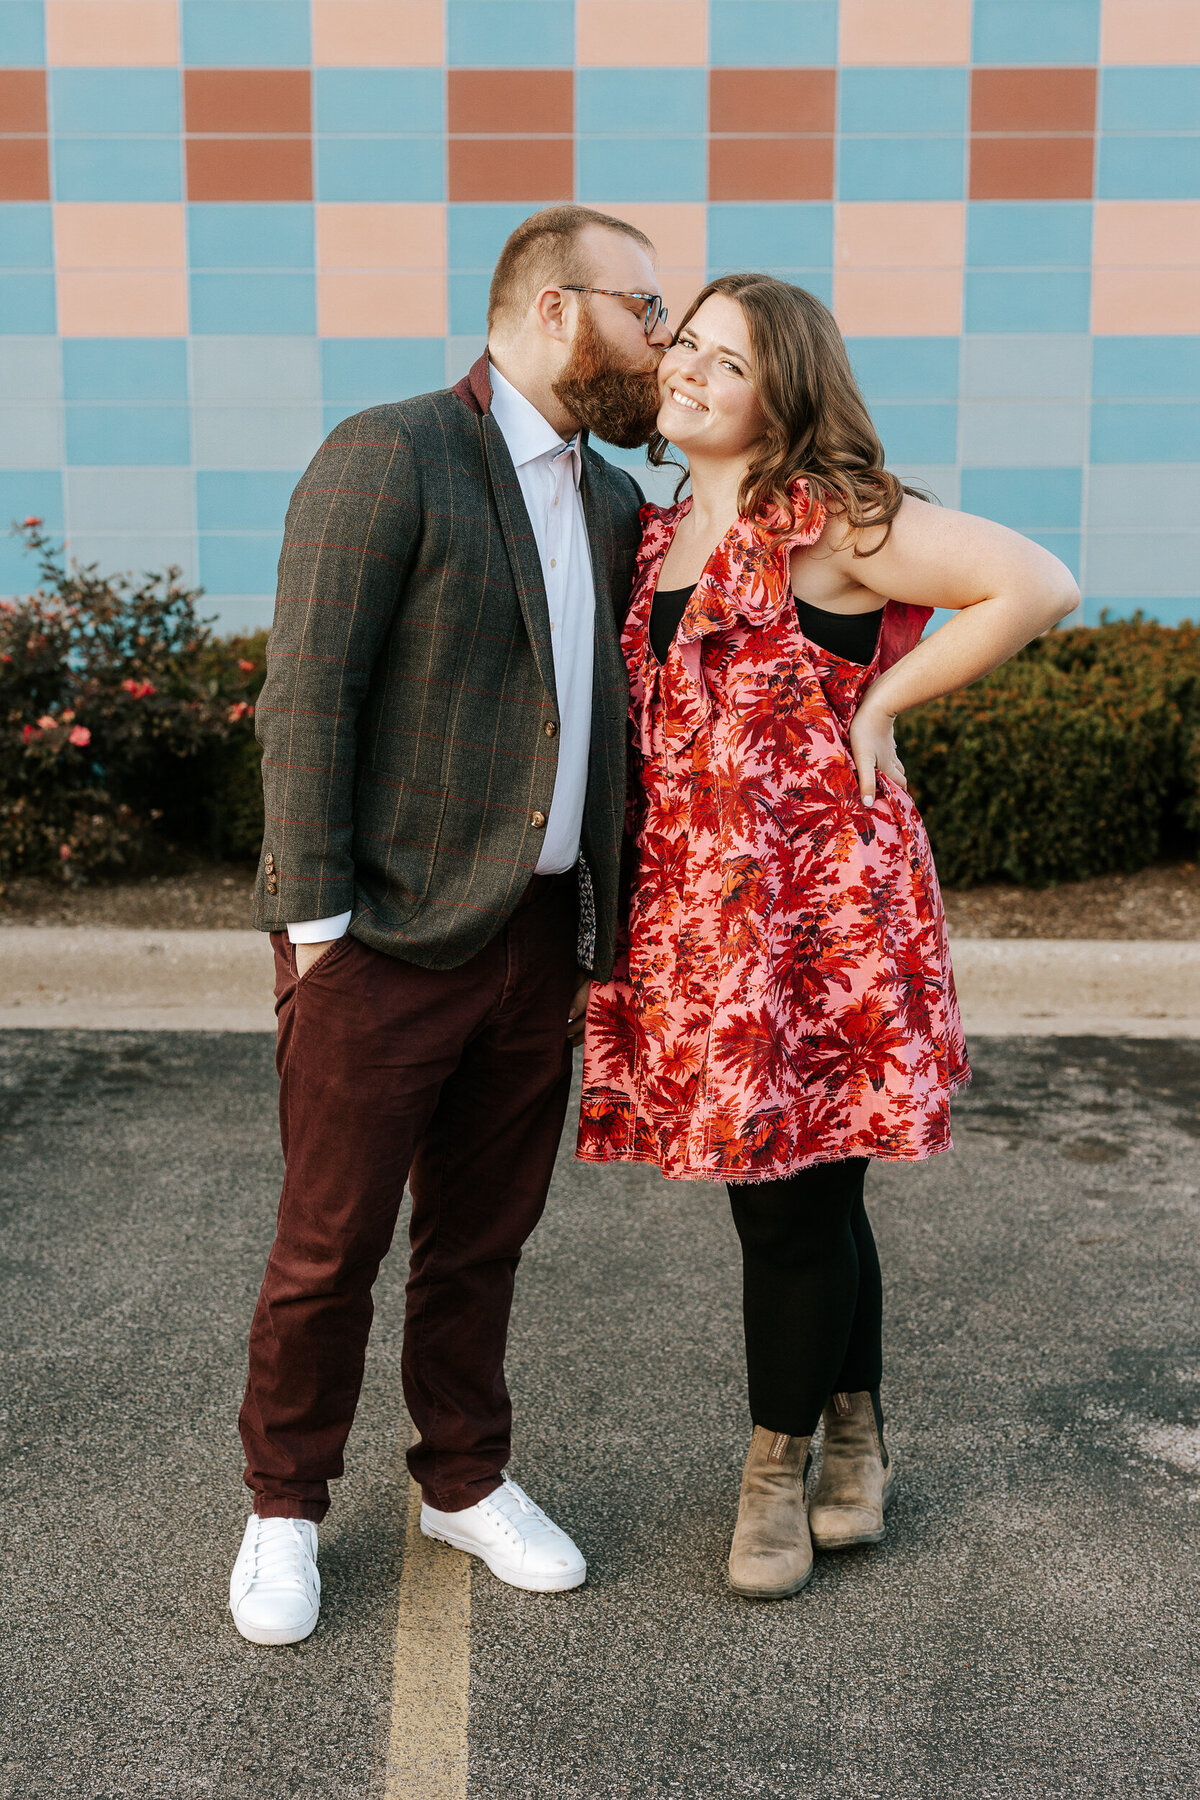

{"left": 727, "top": 1427, "right": 813, "bottom": 1598}
{"left": 808, "top": 1391, "right": 896, "bottom": 1549}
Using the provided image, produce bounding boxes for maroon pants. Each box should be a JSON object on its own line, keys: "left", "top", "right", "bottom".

{"left": 238, "top": 874, "right": 578, "bottom": 1520}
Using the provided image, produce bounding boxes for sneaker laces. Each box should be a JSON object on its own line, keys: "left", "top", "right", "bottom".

{"left": 480, "top": 1476, "right": 556, "bottom": 1543}
{"left": 248, "top": 1518, "right": 315, "bottom": 1592}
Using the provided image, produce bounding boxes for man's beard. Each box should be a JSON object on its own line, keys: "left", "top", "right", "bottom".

{"left": 551, "top": 303, "right": 663, "bottom": 449}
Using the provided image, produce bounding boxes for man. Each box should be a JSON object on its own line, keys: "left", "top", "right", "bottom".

{"left": 229, "top": 205, "right": 671, "bottom": 1644}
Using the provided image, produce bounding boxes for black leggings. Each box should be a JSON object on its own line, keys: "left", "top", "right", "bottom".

{"left": 727, "top": 1158, "right": 882, "bottom": 1439}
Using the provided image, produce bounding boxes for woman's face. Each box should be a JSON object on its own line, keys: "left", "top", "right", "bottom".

{"left": 655, "top": 293, "right": 765, "bottom": 460}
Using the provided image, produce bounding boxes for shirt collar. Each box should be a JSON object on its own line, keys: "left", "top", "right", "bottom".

{"left": 488, "top": 360, "right": 582, "bottom": 486}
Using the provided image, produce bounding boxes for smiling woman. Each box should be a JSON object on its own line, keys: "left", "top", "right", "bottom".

{"left": 578, "top": 268, "right": 1080, "bottom": 1603}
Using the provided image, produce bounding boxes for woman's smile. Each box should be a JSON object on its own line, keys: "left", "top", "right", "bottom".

{"left": 667, "top": 386, "right": 708, "bottom": 413}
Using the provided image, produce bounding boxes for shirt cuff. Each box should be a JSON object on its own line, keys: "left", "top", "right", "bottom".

{"left": 286, "top": 911, "right": 352, "bottom": 945}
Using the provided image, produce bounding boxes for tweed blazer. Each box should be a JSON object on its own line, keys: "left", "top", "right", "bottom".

{"left": 251, "top": 353, "right": 643, "bottom": 978}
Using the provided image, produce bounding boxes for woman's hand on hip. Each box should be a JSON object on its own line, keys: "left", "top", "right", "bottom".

{"left": 849, "top": 694, "right": 907, "bottom": 808}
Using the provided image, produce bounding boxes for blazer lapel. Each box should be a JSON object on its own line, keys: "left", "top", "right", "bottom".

{"left": 580, "top": 457, "right": 631, "bottom": 770}
{"left": 479, "top": 412, "right": 558, "bottom": 707}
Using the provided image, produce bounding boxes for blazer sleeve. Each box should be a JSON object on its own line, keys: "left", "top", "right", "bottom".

{"left": 252, "top": 411, "right": 421, "bottom": 931}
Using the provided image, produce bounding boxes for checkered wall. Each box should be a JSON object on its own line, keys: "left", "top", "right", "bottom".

{"left": 1, "top": 0, "right": 1197, "bottom": 631}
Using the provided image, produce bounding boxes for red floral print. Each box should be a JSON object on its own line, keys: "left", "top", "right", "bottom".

{"left": 577, "top": 484, "right": 969, "bottom": 1184}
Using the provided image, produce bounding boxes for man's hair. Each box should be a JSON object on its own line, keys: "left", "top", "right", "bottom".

{"left": 486, "top": 205, "right": 654, "bottom": 333}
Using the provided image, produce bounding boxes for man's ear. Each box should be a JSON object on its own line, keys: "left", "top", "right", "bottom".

{"left": 532, "top": 284, "right": 573, "bottom": 343}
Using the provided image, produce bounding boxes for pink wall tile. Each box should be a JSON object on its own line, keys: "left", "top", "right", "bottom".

{"left": 576, "top": 1, "right": 707, "bottom": 65}
{"left": 54, "top": 202, "right": 186, "bottom": 270}
{"left": 839, "top": 0, "right": 971, "bottom": 65}
{"left": 833, "top": 268, "right": 963, "bottom": 335}
{"left": 317, "top": 271, "right": 445, "bottom": 336}
{"left": 45, "top": 1, "right": 179, "bottom": 65}
{"left": 835, "top": 202, "right": 965, "bottom": 270}
{"left": 589, "top": 201, "right": 705, "bottom": 269}
{"left": 315, "top": 203, "right": 445, "bottom": 271}
{"left": 311, "top": 1, "right": 444, "bottom": 66}
{"left": 57, "top": 271, "right": 188, "bottom": 336}
{"left": 1100, "top": 0, "right": 1200, "bottom": 64}
{"left": 1092, "top": 201, "right": 1200, "bottom": 267}
{"left": 1092, "top": 269, "right": 1200, "bottom": 333}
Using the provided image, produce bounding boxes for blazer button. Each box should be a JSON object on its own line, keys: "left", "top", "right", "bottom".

{"left": 265, "top": 852, "right": 275, "bottom": 872}
{"left": 544, "top": 720, "right": 558, "bottom": 738}
{"left": 266, "top": 878, "right": 278, "bottom": 895}
{"left": 530, "top": 811, "right": 547, "bottom": 829}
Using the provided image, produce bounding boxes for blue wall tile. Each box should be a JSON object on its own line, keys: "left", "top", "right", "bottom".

{"left": 1092, "top": 337, "right": 1200, "bottom": 399}
{"left": 1087, "top": 464, "right": 1200, "bottom": 525}
{"left": 0, "top": 406, "right": 61, "bottom": 469}
{"left": 1079, "top": 595, "right": 1197, "bottom": 627}
{"left": 1097, "top": 136, "right": 1200, "bottom": 200}
{"left": 189, "top": 272, "right": 316, "bottom": 334}
{"left": 1029, "top": 531, "right": 1080, "bottom": 577}
{"left": 316, "top": 137, "right": 444, "bottom": 203}
{"left": 960, "top": 467, "right": 1083, "bottom": 529}
{"left": 447, "top": 0, "right": 573, "bottom": 67}
{"left": 1086, "top": 531, "right": 1200, "bottom": 599}
{"left": 0, "top": 1, "right": 44, "bottom": 62}
{"left": 577, "top": 70, "right": 706, "bottom": 136}
{"left": 837, "top": 136, "right": 964, "bottom": 202}
{"left": 448, "top": 269, "right": 491, "bottom": 335}
{"left": 966, "top": 202, "right": 1092, "bottom": 269}
{"left": 0, "top": 273, "right": 56, "bottom": 334}
{"left": 964, "top": 270, "right": 1091, "bottom": 333}
{"left": 67, "top": 466, "right": 195, "bottom": 532}
{"left": 315, "top": 69, "right": 444, "bottom": 136}
{"left": 181, "top": 0, "right": 310, "bottom": 67}
{"left": 839, "top": 69, "right": 967, "bottom": 135}
{"left": 707, "top": 203, "right": 832, "bottom": 269}
{"left": 960, "top": 401, "right": 1088, "bottom": 466}
{"left": 1091, "top": 403, "right": 1200, "bottom": 463}
{"left": 198, "top": 533, "right": 282, "bottom": 593}
{"left": 53, "top": 137, "right": 182, "bottom": 202}
{"left": 62, "top": 339, "right": 188, "bottom": 403}
{"left": 709, "top": 1, "right": 837, "bottom": 67}
{"left": 320, "top": 338, "right": 445, "bottom": 404}
{"left": 191, "top": 336, "right": 320, "bottom": 403}
{"left": 191, "top": 403, "right": 324, "bottom": 468}
{"left": 448, "top": 204, "right": 535, "bottom": 269}
{"left": 196, "top": 470, "right": 301, "bottom": 529}
{"left": 49, "top": 69, "right": 180, "bottom": 135}
{"left": 846, "top": 338, "right": 960, "bottom": 400}
{"left": 960, "top": 334, "right": 1091, "bottom": 399}
{"left": 871, "top": 402, "right": 958, "bottom": 463}
{"left": 1101, "top": 68, "right": 1200, "bottom": 134}
{"left": 188, "top": 204, "right": 314, "bottom": 270}
{"left": 972, "top": 0, "right": 1100, "bottom": 65}
{"left": 0, "top": 204, "right": 53, "bottom": 268}
{"left": 577, "top": 136, "right": 706, "bottom": 202}
{"left": 65, "top": 406, "right": 191, "bottom": 466}
{"left": 0, "top": 336, "right": 60, "bottom": 401}
{"left": 68, "top": 530, "right": 198, "bottom": 582}
{"left": 0, "top": 470, "right": 63, "bottom": 533}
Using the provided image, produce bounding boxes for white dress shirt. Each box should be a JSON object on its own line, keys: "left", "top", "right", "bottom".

{"left": 287, "top": 360, "right": 595, "bottom": 943}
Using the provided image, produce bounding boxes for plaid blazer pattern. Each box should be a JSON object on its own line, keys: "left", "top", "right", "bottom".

{"left": 251, "top": 353, "right": 643, "bottom": 978}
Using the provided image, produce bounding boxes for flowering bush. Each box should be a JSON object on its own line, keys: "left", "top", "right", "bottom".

{"left": 0, "top": 520, "right": 264, "bottom": 881}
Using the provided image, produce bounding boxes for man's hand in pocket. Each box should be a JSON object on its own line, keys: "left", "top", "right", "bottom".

{"left": 295, "top": 939, "right": 339, "bottom": 977}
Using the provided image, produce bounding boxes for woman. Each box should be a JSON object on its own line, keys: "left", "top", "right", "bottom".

{"left": 577, "top": 274, "right": 1079, "bottom": 1599}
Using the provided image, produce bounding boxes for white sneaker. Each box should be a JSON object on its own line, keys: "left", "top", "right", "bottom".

{"left": 421, "top": 1474, "right": 586, "bottom": 1593}
{"left": 229, "top": 1515, "right": 321, "bottom": 1644}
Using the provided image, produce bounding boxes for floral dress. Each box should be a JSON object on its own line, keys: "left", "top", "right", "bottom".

{"left": 577, "top": 485, "right": 969, "bottom": 1185}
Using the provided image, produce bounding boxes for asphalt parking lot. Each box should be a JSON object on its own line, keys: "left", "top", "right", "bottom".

{"left": 1, "top": 1030, "right": 1198, "bottom": 1799}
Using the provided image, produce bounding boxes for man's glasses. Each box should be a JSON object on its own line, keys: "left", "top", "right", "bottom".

{"left": 561, "top": 286, "right": 668, "bottom": 337}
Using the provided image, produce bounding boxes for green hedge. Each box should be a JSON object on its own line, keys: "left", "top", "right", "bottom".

{"left": 898, "top": 618, "right": 1200, "bottom": 885}
{"left": 2, "top": 521, "right": 1197, "bottom": 888}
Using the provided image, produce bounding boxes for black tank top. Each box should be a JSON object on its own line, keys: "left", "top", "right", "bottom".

{"left": 649, "top": 585, "right": 884, "bottom": 667}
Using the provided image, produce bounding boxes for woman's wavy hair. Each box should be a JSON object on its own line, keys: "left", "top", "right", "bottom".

{"left": 648, "top": 272, "right": 927, "bottom": 553}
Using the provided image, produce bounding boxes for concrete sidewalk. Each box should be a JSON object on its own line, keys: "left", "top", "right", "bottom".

{"left": 0, "top": 926, "right": 1197, "bottom": 1035}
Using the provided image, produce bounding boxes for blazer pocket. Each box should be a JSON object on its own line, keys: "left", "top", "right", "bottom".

{"left": 361, "top": 783, "right": 449, "bottom": 925}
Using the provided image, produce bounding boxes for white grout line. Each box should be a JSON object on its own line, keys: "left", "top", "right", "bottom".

{"left": 382, "top": 1478, "right": 471, "bottom": 1800}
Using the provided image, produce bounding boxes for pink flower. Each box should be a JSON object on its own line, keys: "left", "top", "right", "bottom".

{"left": 68, "top": 725, "right": 91, "bottom": 747}
{"left": 228, "top": 700, "right": 251, "bottom": 722}
{"left": 22, "top": 516, "right": 42, "bottom": 529}
{"left": 139, "top": 680, "right": 156, "bottom": 698}
{"left": 59, "top": 843, "right": 71, "bottom": 860}
{"left": 238, "top": 658, "right": 254, "bottom": 672}
{"left": 22, "top": 724, "right": 35, "bottom": 742}
{"left": 1, "top": 653, "right": 11, "bottom": 664}
{"left": 37, "top": 714, "right": 56, "bottom": 729}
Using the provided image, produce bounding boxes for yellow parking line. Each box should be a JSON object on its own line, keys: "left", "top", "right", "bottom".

{"left": 383, "top": 1478, "right": 471, "bottom": 1799}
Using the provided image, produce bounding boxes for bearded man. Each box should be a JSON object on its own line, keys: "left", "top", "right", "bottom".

{"left": 228, "top": 206, "right": 670, "bottom": 1644}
